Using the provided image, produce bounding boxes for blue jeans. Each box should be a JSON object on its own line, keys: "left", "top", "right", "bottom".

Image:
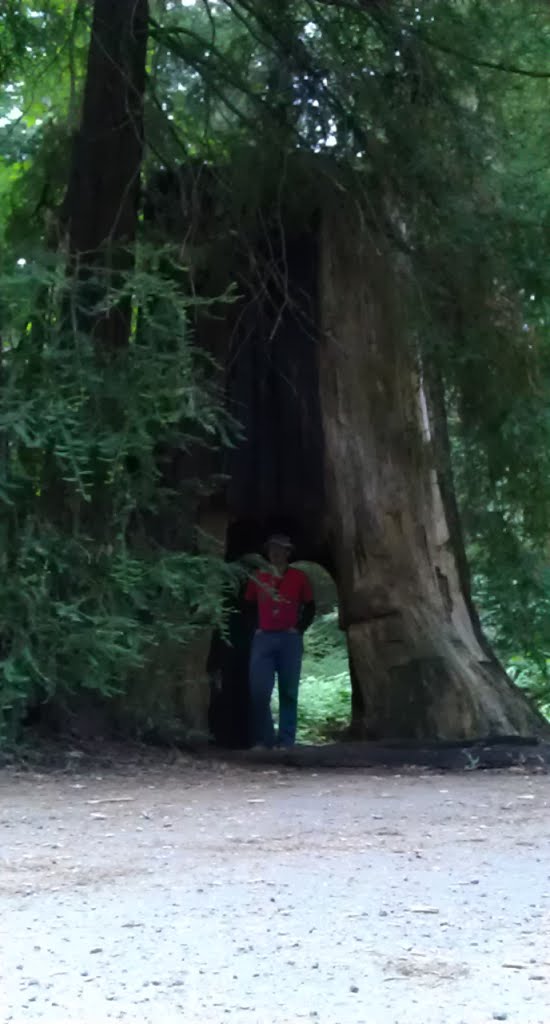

{"left": 249, "top": 630, "right": 303, "bottom": 747}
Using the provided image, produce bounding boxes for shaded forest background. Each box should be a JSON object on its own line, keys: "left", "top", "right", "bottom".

{"left": 0, "top": 0, "right": 549, "bottom": 743}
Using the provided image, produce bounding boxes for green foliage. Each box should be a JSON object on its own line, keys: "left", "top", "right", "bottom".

{"left": 298, "top": 611, "right": 350, "bottom": 743}
{"left": 506, "top": 655, "right": 550, "bottom": 722}
{"left": 0, "top": 250, "right": 237, "bottom": 737}
{"left": 0, "top": 2, "right": 89, "bottom": 246}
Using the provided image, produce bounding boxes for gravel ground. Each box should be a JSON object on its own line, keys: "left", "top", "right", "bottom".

{"left": 1, "top": 758, "right": 549, "bottom": 1024}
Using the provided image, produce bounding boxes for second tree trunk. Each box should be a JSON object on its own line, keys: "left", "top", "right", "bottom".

{"left": 318, "top": 197, "right": 546, "bottom": 741}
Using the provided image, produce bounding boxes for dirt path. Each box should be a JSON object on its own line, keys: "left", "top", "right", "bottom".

{"left": 1, "top": 759, "right": 549, "bottom": 1024}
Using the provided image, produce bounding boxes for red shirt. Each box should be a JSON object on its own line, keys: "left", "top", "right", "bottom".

{"left": 245, "top": 567, "right": 313, "bottom": 632}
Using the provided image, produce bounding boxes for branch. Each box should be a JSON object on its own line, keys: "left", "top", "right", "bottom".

{"left": 311, "top": 0, "right": 550, "bottom": 79}
{"left": 149, "top": 16, "right": 264, "bottom": 132}
{"left": 312, "top": 0, "right": 384, "bottom": 9}
{"left": 419, "top": 35, "right": 550, "bottom": 80}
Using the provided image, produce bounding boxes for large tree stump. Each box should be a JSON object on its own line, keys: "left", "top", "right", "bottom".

{"left": 148, "top": 161, "right": 548, "bottom": 743}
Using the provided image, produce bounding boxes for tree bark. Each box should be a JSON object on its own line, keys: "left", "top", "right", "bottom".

{"left": 318, "top": 197, "right": 547, "bottom": 741}
{"left": 146, "top": 161, "right": 548, "bottom": 743}
{"left": 64, "top": 0, "right": 149, "bottom": 347}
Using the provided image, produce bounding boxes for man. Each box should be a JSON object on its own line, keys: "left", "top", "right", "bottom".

{"left": 245, "top": 534, "right": 315, "bottom": 748}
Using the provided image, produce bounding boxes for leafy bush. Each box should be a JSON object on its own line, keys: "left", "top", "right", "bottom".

{"left": 298, "top": 611, "right": 351, "bottom": 743}
{"left": 0, "top": 251, "right": 236, "bottom": 739}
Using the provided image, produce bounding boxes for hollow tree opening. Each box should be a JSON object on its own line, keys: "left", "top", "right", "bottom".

{"left": 207, "top": 518, "right": 349, "bottom": 749}
{"left": 292, "top": 562, "right": 351, "bottom": 744}
{"left": 147, "top": 159, "right": 547, "bottom": 743}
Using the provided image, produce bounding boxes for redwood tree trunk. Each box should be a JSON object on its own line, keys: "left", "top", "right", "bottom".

{"left": 319, "top": 198, "right": 547, "bottom": 741}
{"left": 64, "top": 0, "right": 148, "bottom": 346}
{"left": 149, "top": 161, "right": 548, "bottom": 743}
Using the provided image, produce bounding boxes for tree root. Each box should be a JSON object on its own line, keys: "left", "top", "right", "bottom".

{"left": 199, "top": 737, "right": 550, "bottom": 771}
